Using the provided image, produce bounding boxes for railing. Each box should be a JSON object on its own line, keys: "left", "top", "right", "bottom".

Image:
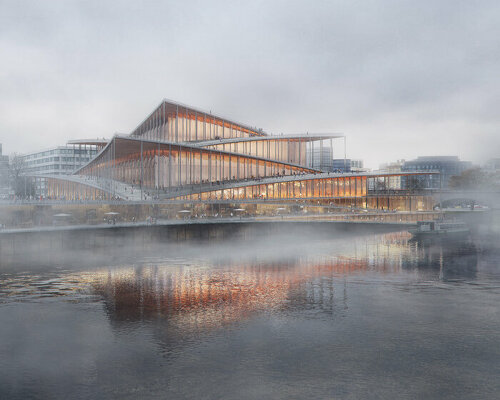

{"left": 0, "top": 211, "right": 443, "bottom": 232}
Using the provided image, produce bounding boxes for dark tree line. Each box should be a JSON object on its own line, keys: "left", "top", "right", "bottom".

{"left": 449, "top": 168, "right": 500, "bottom": 190}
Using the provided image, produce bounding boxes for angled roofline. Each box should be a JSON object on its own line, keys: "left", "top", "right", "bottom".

{"left": 129, "top": 99, "right": 269, "bottom": 138}
{"left": 72, "top": 135, "right": 324, "bottom": 175}
{"left": 117, "top": 135, "right": 323, "bottom": 173}
{"left": 188, "top": 134, "right": 344, "bottom": 147}
{"left": 163, "top": 171, "right": 441, "bottom": 198}
{"left": 67, "top": 139, "right": 109, "bottom": 146}
{"left": 199, "top": 170, "right": 440, "bottom": 189}
{"left": 72, "top": 137, "right": 115, "bottom": 174}
{"left": 34, "top": 170, "right": 440, "bottom": 200}
{"left": 25, "top": 173, "right": 112, "bottom": 193}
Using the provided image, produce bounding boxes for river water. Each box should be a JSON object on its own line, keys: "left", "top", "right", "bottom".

{"left": 0, "top": 230, "right": 499, "bottom": 399}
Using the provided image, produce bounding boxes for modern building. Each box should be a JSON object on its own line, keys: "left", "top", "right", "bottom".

{"left": 38, "top": 99, "right": 437, "bottom": 211}
{"left": 378, "top": 160, "right": 405, "bottom": 189}
{"left": 484, "top": 158, "right": 500, "bottom": 172}
{"left": 307, "top": 145, "right": 333, "bottom": 171}
{"left": 331, "top": 158, "right": 365, "bottom": 173}
{"left": 20, "top": 139, "right": 106, "bottom": 197}
{"left": 0, "top": 144, "right": 12, "bottom": 199}
{"left": 402, "top": 156, "right": 472, "bottom": 188}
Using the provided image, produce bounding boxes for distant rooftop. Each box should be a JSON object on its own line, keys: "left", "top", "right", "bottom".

{"left": 67, "top": 139, "right": 108, "bottom": 146}
{"left": 413, "top": 156, "right": 460, "bottom": 161}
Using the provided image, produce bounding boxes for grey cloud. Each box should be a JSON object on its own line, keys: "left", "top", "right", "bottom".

{"left": 0, "top": 0, "right": 499, "bottom": 167}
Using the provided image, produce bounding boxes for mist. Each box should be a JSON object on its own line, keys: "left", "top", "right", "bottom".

{"left": 2, "top": 226, "right": 498, "bottom": 399}
{"left": 1, "top": 2, "right": 500, "bottom": 399}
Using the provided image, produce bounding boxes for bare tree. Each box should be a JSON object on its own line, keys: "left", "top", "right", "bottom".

{"left": 9, "top": 153, "right": 34, "bottom": 198}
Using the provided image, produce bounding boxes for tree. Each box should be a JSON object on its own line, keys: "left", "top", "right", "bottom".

{"left": 448, "top": 168, "right": 500, "bottom": 191}
{"left": 449, "top": 168, "right": 486, "bottom": 190}
{"left": 9, "top": 153, "right": 35, "bottom": 198}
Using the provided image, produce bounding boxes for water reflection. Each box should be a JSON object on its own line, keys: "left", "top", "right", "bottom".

{"left": 78, "top": 232, "right": 480, "bottom": 339}
{"left": 92, "top": 260, "right": 355, "bottom": 331}
{"left": 1, "top": 231, "right": 499, "bottom": 400}
{"left": 0, "top": 232, "right": 481, "bottom": 310}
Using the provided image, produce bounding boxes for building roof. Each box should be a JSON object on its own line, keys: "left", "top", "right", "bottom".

{"left": 130, "top": 99, "right": 269, "bottom": 138}
{"left": 409, "top": 156, "right": 461, "bottom": 162}
{"left": 67, "top": 139, "right": 108, "bottom": 146}
{"left": 73, "top": 135, "right": 323, "bottom": 175}
{"left": 190, "top": 134, "right": 343, "bottom": 147}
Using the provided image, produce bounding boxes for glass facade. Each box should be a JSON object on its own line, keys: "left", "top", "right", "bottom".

{"left": 131, "top": 101, "right": 266, "bottom": 142}
{"left": 175, "top": 176, "right": 368, "bottom": 201}
{"left": 41, "top": 99, "right": 438, "bottom": 210}
{"left": 76, "top": 137, "right": 316, "bottom": 190}
{"left": 202, "top": 138, "right": 309, "bottom": 166}
{"left": 21, "top": 145, "right": 101, "bottom": 197}
{"left": 402, "top": 156, "right": 472, "bottom": 188}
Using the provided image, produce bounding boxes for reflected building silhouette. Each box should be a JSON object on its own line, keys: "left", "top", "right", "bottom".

{"left": 407, "top": 239, "right": 478, "bottom": 281}
{"left": 0, "top": 233, "right": 478, "bottom": 317}
{"left": 88, "top": 232, "right": 480, "bottom": 340}
{"left": 92, "top": 258, "right": 368, "bottom": 332}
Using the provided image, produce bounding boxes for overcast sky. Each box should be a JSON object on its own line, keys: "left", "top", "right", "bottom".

{"left": 1, "top": 0, "right": 499, "bottom": 168}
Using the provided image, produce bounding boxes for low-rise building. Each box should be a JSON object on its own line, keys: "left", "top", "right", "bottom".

{"left": 378, "top": 160, "right": 405, "bottom": 189}
{"left": 402, "top": 156, "right": 472, "bottom": 188}
{"left": 20, "top": 139, "right": 106, "bottom": 197}
{"left": 332, "top": 158, "right": 365, "bottom": 173}
{"left": 484, "top": 158, "right": 500, "bottom": 172}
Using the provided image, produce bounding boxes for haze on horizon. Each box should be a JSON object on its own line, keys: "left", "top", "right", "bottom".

{"left": 1, "top": 0, "right": 499, "bottom": 168}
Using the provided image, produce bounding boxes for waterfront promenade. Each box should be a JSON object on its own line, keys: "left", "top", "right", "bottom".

{"left": 0, "top": 211, "right": 436, "bottom": 234}
{"left": 0, "top": 212, "right": 433, "bottom": 266}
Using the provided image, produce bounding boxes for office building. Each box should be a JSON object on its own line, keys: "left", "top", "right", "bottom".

{"left": 331, "top": 158, "right": 365, "bottom": 173}
{"left": 402, "top": 156, "right": 472, "bottom": 188}
{"left": 20, "top": 140, "right": 106, "bottom": 197}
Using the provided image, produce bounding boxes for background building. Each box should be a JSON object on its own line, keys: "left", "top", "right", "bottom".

{"left": 307, "top": 146, "right": 333, "bottom": 171}
{"left": 484, "top": 158, "right": 500, "bottom": 172}
{"left": 20, "top": 140, "right": 106, "bottom": 197}
{"left": 402, "top": 156, "right": 472, "bottom": 188}
{"left": 332, "top": 159, "right": 365, "bottom": 173}
{"left": 0, "top": 144, "right": 12, "bottom": 199}
{"left": 378, "top": 160, "right": 405, "bottom": 189}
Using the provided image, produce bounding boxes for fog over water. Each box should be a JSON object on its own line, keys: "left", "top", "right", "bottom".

{"left": 2, "top": 1, "right": 500, "bottom": 398}
{"left": 1, "top": 230, "right": 499, "bottom": 399}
